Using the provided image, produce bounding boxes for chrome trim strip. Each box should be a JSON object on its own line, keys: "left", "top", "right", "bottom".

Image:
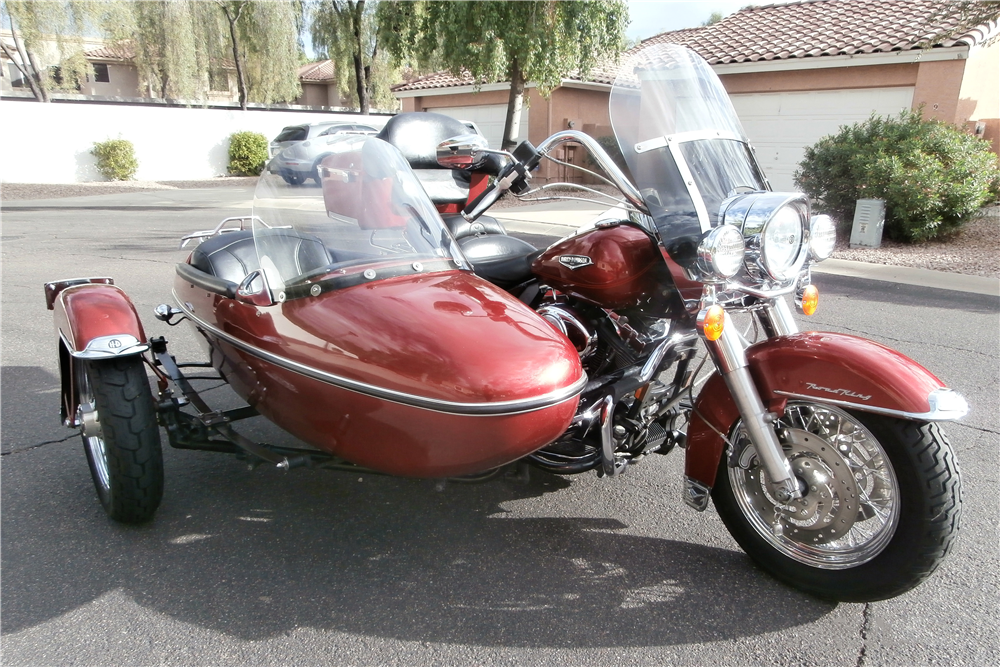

{"left": 773, "top": 389, "right": 969, "bottom": 422}
{"left": 173, "top": 293, "right": 587, "bottom": 416}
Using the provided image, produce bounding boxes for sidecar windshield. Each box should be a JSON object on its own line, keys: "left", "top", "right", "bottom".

{"left": 609, "top": 43, "right": 766, "bottom": 249}
{"left": 251, "top": 135, "right": 467, "bottom": 298}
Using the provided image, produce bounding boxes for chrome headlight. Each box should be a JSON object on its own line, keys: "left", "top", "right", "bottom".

{"left": 761, "top": 205, "right": 804, "bottom": 280}
{"left": 809, "top": 214, "right": 837, "bottom": 261}
{"left": 720, "top": 192, "right": 810, "bottom": 284}
{"left": 696, "top": 225, "right": 745, "bottom": 281}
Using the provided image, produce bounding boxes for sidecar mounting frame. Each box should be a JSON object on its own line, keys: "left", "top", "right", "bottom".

{"left": 148, "top": 335, "right": 366, "bottom": 472}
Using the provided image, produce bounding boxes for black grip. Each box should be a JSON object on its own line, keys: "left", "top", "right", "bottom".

{"left": 462, "top": 179, "right": 501, "bottom": 220}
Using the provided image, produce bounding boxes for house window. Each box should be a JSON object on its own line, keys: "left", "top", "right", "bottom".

{"left": 7, "top": 63, "right": 26, "bottom": 87}
{"left": 209, "top": 68, "right": 228, "bottom": 92}
{"left": 92, "top": 63, "right": 110, "bottom": 83}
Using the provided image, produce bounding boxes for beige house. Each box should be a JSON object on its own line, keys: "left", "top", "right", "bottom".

{"left": 296, "top": 60, "right": 346, "bottom": 108}
{"left": 392, "top": 0, "right": 999, "bottom": 190}
{"left": 2, "top": 33, "right": 345, "bottom": 109}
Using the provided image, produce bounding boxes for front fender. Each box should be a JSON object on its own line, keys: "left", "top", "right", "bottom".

{"left": 685, "top": 331, "right": 968, "bottom": 491}
{"left": 48, "top": 281, "right": 148, "bottom": 426}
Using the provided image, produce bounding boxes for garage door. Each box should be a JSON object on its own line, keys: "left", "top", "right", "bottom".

{"left": 428, "top": 104, "right": 530, "bottom": 150}
{"left": 730, "top": 87, "right": 914, "bottom": 191}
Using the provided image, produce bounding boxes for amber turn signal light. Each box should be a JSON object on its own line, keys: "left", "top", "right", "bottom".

{"left": 800, "top": 285, "right": 819, "bottom": 316}
{"left": 699, "top": 304, "right": 725, "bottom": 341}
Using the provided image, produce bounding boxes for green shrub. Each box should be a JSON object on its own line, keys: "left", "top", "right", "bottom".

{"left": 794, "top": 109, "right": 1000, "bottom": 242}
{"left": 91, "top": 138, "right": 138, "bottom": 181}
{"left": 228, "top": 131, "right": 269, "bottom": 176}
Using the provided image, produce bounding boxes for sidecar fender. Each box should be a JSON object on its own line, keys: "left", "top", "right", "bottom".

{"left": 684, "top": 332, "right": 968, "bottom": 499}
{"left": 46, "top": 279, "right": 149, "bottom": 426}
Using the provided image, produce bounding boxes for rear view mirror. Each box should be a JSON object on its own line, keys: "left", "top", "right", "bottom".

{"left": 436, "top": 134, "right": 490, "bottom": 169}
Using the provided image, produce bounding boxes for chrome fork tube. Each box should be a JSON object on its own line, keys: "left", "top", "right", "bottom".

{"left": 706, "top": 312, "right": 801, "bottom": 501}
{"left": 763, "top": 297, "right": 799, "bottom": 336}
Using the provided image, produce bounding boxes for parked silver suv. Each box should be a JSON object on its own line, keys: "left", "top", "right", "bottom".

{"left": 268, "top": 122, "right": 378, "bottom": 185}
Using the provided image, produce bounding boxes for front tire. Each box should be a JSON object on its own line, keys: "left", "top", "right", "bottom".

{"left": 281, "top": 171, "right": 306, "bottom": 186}
{"left": 712, "top": 402, "right": 961, "bottom": 601}
{"left": 78, "top": 356, "right": 164, "bottom": 523}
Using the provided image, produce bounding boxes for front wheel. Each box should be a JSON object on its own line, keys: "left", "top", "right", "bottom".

{"left": 281, "top": 171, "right": 306, "bottom": 186}
{"left": 712, "top": 402, "right": 961, "bottom": 601}
{"left": 77, "top": 356, "right": 164, "bottom": 523}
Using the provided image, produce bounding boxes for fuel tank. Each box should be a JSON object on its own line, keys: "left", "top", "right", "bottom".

{"left": 174, "top": 269, "right": 585, "bottom": 477}
{"left": 532, "top": 223, "right": 662, "bottom": 309}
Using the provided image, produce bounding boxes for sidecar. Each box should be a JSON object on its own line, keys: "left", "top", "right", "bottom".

{"left": 46, "top": 135, "right": 584, "bottom": 523}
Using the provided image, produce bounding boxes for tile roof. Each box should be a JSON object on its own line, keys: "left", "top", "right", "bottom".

{"left": 84, "top": 43, "right": 135, "bottom": 61}
{"left": 298, "top": 59, "right": 336, "bottom": 82}
{"left": 392, "top": 0, "right": 994, "bottom": 94}
{"left": 392, "top": 69, "right": 477, "bottom": 92}
{"left": 642, "top": 0, "right": 992, "bottom": 64}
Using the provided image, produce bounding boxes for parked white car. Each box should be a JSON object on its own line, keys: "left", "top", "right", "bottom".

{"left": 268, "top": 122, "right": 378, "bottom": 185}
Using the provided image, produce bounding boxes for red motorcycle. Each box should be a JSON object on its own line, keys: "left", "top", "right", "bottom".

{"left": 45, "top": 44, "right": 965, "bottom": 602}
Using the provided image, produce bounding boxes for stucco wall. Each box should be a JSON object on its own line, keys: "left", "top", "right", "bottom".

{"left": 297, "top": 82, "right": 344, "bottom": 108}
{"left": 80, "top": 63, "right": 141, "bottom": 98}
{"left": 534, "top": 86, "right": 611, "bottom": 183}
{"left": 958, "top": 39, "right": 1000, "bottom": 153}
{"left": 912, "top": 59, "right": 967, "bottom": 124}
{"left": 719, "top": 63, "right": 919, "bottom": 94}
{"left": 0, "top": 100, "right": 390, "bottom": 183}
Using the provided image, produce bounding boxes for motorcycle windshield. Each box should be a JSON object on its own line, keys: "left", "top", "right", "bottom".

{"left": 251, "top": 135, "right": 468, "bottom": 299}
{"left": 609, "top": 44, "right": 767, "bottom": 257}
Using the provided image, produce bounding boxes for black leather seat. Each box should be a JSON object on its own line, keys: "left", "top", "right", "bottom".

{"left": 440, "top": 213, "right": 507, "bottom": 240}
{"left": 189, "top": 229, "right": 330, "bottom": 284}
{"left": 458, "top": 235, "right": 540, "bottom": 288}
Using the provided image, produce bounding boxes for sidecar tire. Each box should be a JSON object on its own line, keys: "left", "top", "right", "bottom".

{"left": 712, "top": 408, "right": 962, "bottom": 602}
{"left": 78, "top": 356, "right": 164, "bottom": 524}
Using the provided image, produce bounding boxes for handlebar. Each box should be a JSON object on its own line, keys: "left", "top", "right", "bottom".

{"left": 536, "top": 131, "right": 647, "bottom": 213}
{"left": 460, "top": 130, "right": 648, "bottom": 221}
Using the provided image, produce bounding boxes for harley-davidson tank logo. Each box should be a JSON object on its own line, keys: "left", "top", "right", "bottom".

{"left": 558, "top": 255, "right": 594, "bottom": 270}
{"left": 805, "top": 382, "right": 871, "bottom": 401}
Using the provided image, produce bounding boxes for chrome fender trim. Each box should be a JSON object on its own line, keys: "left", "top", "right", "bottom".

{"left": 773, "top": 387, "right": 969, "bottom": 422}
{"left": 174, "top": 294, "right": 586, "bottom": 417}
{"left": 64, "top": 332, "right": 149, "bottom": 359}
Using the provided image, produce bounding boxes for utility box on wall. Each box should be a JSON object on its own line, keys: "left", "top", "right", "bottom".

{"left": 850, "top": 198, "right": 885, "bottom": 248}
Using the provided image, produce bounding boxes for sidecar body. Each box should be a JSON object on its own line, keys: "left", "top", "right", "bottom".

{"left": 170, "top": 136, "right": 584, "bottom": 477}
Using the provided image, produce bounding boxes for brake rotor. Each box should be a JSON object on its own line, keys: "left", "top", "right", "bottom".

{"left": 742, "top": 428, "right": 860, "bottom": 544}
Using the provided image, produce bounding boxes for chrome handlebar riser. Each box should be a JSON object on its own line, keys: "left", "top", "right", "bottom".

{"left": 536, "top": 131, "right": 647, "bottom": 214}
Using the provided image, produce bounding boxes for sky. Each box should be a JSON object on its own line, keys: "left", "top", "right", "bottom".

{"left": 625, "top": 1, "right": 752, "bottom": 41}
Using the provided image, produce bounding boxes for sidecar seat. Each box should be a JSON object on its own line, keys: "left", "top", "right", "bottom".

{"left": 186, "top": 229, "right": 330, "bottom": 289}
{"left": 376, "top": 112, "right": 506, "bottom": 240}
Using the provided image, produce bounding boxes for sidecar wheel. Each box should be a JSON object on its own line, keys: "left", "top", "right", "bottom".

{"left": 712, "top": 402, "right": 961, "bottom": 602}
{"left": 77, "top": 356, "right": 163, "bottom": 523}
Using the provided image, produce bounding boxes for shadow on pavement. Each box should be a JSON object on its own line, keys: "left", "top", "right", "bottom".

{"left": 2, "top": 404, "right": 835, "bottom": 647}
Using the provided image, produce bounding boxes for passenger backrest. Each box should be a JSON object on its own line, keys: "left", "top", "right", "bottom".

{"left": 376, "top": 112, "right": 473, "bottom": 205}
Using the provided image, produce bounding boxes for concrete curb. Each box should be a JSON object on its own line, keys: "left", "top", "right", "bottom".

{"left": 813, "top": 258, "right": 999, "bottom": 296}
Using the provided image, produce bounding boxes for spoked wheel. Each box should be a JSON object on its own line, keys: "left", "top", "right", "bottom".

{"left": 712, "top": 402, "right": 962, "bottom": 601}
{"left": 77, "top": 356, "right": 164, "bottom": 523}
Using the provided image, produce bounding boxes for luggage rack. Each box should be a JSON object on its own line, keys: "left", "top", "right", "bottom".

{"left": 179, "top": 216, "right": 291, "bottom": 248}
